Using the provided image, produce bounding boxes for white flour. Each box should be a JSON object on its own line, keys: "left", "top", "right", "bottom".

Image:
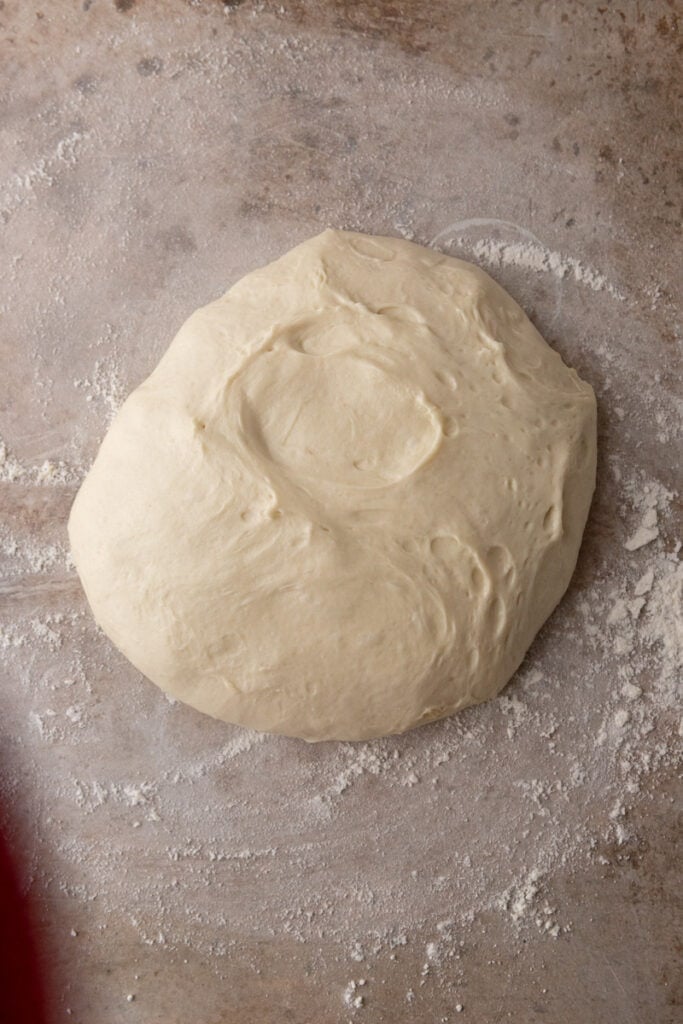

{"left": 0, "top": 130, "right": 87, "bottom": 223}
{"left": 464, "top": 237, "right": 623, "bottom": 299}
{"left": 0, "top": 436, "right": 81, "bottom": 486}
{"left": 430, "top": 218, "right": 624, "bottom": 300}
{"left": 73, "top": 354, "right": 126, "bottom": 424}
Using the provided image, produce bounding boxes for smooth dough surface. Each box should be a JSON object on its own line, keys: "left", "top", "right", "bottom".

{"left": 69, "top": 230, "right": 596, "bottom": 742}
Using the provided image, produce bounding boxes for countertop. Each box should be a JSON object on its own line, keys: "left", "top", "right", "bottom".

{"left": 0, "top": 2, "right": 680, "bottom": 1022}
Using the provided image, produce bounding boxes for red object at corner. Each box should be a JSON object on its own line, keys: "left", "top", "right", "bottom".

{"left": 0, "top": 830, "right": 47, "bottom": 1024}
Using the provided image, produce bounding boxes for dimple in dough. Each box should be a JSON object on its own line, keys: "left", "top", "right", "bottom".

{"left": 68, "top": 230, "right": 597, "bottom": 742}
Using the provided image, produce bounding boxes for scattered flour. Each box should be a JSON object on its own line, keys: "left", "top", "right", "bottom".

{"left": 0, "top": 130, "right": 87, "bottom": 222}
{"left": 73, "top": 356, "right": 125, "bottom": 422}
{"left": 0, "top": 529, "right": 68, "bottom": 576}
{"left": 2, "top": 351, "right": 679, "bottom": 1016}
{"left": 459, "top": 237, "right": 624, "bottom": 300}
{"left": 0, "top": 119, "right": 679, "bottom": 1013}
{"left": 429, "top": 219, "right": 625, "bottom": 300}
{"left": 343, "top": 978, "right": 367, "bottom": 1010}
{"left": 0, "top": 435, "right": 81, "bottom": 486}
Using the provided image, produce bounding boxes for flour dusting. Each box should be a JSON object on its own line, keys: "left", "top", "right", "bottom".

{"left": 465, "top": 237, "right": 624, "bottom": 299}
{"left": 0, "top": 11, "right": 679, "bottom": 1014}
{"left": 1, "top": 433, "right": 680, "bottom": 1014}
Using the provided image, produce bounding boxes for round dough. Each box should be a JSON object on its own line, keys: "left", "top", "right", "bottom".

{"left": 68, "top": 230, "right": 596, "bottom": 742}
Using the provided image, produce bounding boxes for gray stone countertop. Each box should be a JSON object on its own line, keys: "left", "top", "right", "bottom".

{"left": 0, "top": 3, "right": 680, "bottom": 1022}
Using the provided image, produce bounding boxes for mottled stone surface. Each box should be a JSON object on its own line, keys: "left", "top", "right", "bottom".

{"left": 0, "top": 2, "right": 680, "bottom": 1023}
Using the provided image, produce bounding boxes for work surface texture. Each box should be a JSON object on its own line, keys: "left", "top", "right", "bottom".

{"left": 0, "top": 2, "right": 680, "bottom": 1022}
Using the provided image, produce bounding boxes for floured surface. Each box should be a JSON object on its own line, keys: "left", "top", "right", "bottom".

{"left": 0, "top": 3, "right": 680, "bottom": 1023}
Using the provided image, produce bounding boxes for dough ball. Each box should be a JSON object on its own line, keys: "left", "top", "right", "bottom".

{"left": 68, "top": 230, "right": 596, "bottom": 741}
